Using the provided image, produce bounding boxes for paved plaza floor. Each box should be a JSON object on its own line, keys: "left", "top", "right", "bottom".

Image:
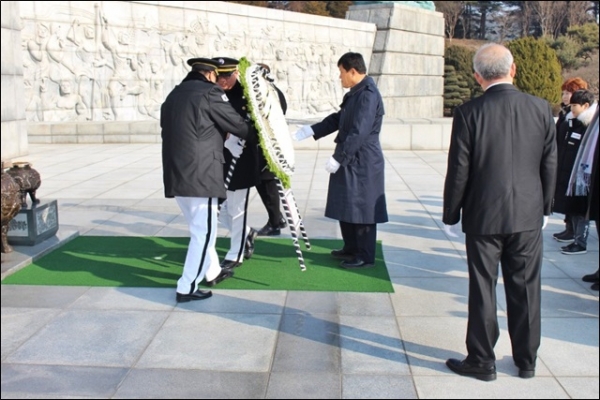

{"left": 1, "top": 143, "right": 598, "bottom": 399}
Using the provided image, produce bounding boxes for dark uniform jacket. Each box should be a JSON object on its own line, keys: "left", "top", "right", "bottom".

{"left": 161, "top": 72, "right": 250, "bottom": 199}
{"left": 311, "top": 76, "right": 388, "bottom": 224}
{"left": 443, "top": 84, "right": 557, "bottom": 235}
{"left": 552, "top": 104, "right": 597, "bottom": 215}
{"left": 223, "top": 80, "right": 261, "bottom": 190}
{"left": 555, "top": 103, "right": 570, "bottom": 146}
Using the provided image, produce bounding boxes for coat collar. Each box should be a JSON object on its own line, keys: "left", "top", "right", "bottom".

{"left": 483, "top": 82, "right": 517, "bottom": 94}
{"left": 349, "top": 75, "right": 374, "bottom": 95}
{"left": 181, "top": 71, "right": 213, "bottom": 84}
{"left": 575, "top": 102, "right": 598, "bottom": 126}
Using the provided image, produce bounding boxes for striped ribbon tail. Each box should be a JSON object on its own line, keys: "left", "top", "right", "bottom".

{"left": 218, "top": 139, "right": 245, "bottom": 215}
{"left": 276, "top": 179, "right": 310, "bottom": 271}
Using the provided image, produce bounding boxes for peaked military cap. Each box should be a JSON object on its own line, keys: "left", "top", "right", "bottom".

{"left": 212, "top": 57, "right": 239, "bottom": 75}
{"left": 186, "top": 57, "right": 219, "bottom": 71}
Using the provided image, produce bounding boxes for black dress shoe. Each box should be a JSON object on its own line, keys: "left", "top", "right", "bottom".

{"left": 206, "top": 269, "right": 234, "bottom": 287}
{"left": 257, "top": 223, "right": 281, "bottom": 236}
{"left": 331, "top": 248, "right": 354, "bottom": 261}
{"left": 518, "top": 369, "right": 535, "bottom": 379}
{"left": 446, "top": 358, "right": 497, "bottom": 381}
{"left": 592, "top": 282, "right": 599, "bottom": 291}
{"left": 220, "top": 259, "right": 241, "bottom": 270}
{"left": 244, "top": 228, "right": 258, "bottom": 259}
{"left": 278, "top": 216, "right": 288, "bottom": 228}
{"left": 176, "top": 289, "right": 213, "bottom": 302}
{"left": 582, "top": 270, "right": 599, "bottom": 283}
{"left": 340, "top": 257, "right": 375, "bottom": 269}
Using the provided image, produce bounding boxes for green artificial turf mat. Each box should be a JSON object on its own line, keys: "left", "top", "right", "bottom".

{"left": 2, "top": 236, "right": 393, "bottom": 292}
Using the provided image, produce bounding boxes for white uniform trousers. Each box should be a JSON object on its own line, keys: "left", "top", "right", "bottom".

{"left": 219, "top": 188, "right": 250, "bottom": 263}
{"left": 175, "top": 196, "right": 222, "bottom": 294}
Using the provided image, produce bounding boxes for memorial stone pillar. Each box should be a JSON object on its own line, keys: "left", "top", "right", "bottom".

{"left": 1, "top": 1, "right": 28, "bottom": 161}
{"left": 347, "top": 2, "right": 445, "bottom": 118}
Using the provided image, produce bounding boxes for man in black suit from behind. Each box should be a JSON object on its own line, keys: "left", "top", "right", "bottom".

{"left": 442, "top": 43, "right": 557, "bottom": 381}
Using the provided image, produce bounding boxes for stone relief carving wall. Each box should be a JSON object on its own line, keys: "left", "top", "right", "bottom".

{"left": 20, "top": 1, "right": 374, "bottom": 122}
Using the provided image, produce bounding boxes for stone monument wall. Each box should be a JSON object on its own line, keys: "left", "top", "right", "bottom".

{"left": 1, "top": 1, "right": 28, "bottom": 161}
{"left": 16, "top": 1, "right": 448, "bottom": 148}
{"left": 19, "top": 1, "right": 376, "bottom": 124}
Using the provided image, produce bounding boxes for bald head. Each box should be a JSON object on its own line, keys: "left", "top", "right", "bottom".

{"left": 473, "top": 43, "right": 515, "bottom": 86}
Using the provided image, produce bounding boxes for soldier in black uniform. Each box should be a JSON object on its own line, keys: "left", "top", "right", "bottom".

{"left": 161, "top": 57, "right": 249, "bottom": 302}
{"left": 212, "top": 57, "right": 260, "bottom": 269}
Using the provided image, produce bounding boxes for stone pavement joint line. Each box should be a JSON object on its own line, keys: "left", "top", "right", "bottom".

{"left": 1, "top": 143, "right": 598, "bottom": 399}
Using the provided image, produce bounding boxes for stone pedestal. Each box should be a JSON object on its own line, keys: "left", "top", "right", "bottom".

{"left": 7, "top": 199, "right": 58, "bottom": 246}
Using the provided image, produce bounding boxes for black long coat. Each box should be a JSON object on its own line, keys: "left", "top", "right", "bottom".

{"left": 161, "top": 72, "right": 250, "bottom": 199}
{"left": 553, "top": 105, "right": 597, "bottom": 215}
{"left": 223, "top": 80, "right": 261, "bottom": 190}
{"left": 311, "top": 76, "right": 388, "bottom": 224}
{"left": 443, "top": 84, "right": 557, "bottom": 234}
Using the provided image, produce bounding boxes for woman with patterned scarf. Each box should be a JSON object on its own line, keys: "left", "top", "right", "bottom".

{"left": 567, "top": 106, "right": 599, "bottom": 290}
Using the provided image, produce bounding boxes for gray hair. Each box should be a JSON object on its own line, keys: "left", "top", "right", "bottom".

{"left": 473, "top": 43, "right": 513, "bottom": 81}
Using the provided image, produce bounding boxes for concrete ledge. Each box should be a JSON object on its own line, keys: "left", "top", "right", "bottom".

{"left": 26, "top": 118, "right": 454, "bottom": 150}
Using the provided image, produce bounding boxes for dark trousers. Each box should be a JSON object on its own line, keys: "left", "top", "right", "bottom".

{"left": 339, "top": 221, "right": 377, "bottom": 263}
{"left": 256, "top": 178, "right": 282, "bottom": 227}
{"left": 464, "top": 229, "right": 542, "bottom": 370}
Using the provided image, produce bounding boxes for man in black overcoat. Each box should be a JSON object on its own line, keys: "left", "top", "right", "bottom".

{"left": 442, "top": 43, "right": 557, "bottom": 381}
{"left": 293, "top": 52, "right": 388, "bottom": 268}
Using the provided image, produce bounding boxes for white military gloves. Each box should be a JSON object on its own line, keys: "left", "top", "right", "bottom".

{"left": 325, "top": 156, "right": 340, "bottom": 174}
{"left": 224, "top": 135, "right": 244, "bottom": 158}
{"left": 443, "top": 223, "right": 460, "bottom": 238}
{"left": 292, "top": 125, "right": 314, "bottom": 141}
{"left": 542, "top": 216, "right": 549, "bottom": 229}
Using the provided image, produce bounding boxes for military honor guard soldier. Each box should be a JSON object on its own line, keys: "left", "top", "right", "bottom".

{"left": 213, "top": 57, "right": 260, "bottom": 270}
{"left": 161, "top": 57, "right": 251, "bottom": 302}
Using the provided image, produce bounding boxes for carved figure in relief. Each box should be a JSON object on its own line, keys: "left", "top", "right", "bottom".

{"left": 99, "top": 14, "right": 137, "bottom": 120}
{"left": 66, "top": 8, "right": 109, "bottom": 120}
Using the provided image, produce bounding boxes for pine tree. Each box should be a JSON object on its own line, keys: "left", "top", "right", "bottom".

{"left": 507, "top": 37, "right": 562, "bottom": 105}
{"left": 444, "top": 65, "right": 464, "bottom": 116}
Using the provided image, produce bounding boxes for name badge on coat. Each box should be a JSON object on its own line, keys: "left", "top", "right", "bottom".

{"left": 570, "top": 132, "right": 582, "bottom": 140}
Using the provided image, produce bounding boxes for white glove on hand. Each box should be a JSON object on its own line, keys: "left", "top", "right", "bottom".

{"left": 292, "top": 125, "right": 314, "bottom": 141}
{"left": 325, "top": 156, "right": 340, "bottom": 174}
{"left": 542, "top": 216, "right": 549, "bottom": 230}
{"left": 443, "top": 223, "right": 460, "bottom": 238}
{"left": 224, "top": 135, "right": 244, "bottom": 158}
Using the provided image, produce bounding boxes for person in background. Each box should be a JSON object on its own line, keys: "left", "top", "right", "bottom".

{"left": 292, "top": 52, "right": 388, "bottom": 269}
{"left": 552, "top": 89, "right": 597, "bottom": 255}
{"left": 552, "top": 77, "right": 588, "bottom": 243}
{"left": 212, "top": 56, "right": 260, "bottom": 270}
{"left": 253, "top": 63, "right": 289, "bottom": 237}
{"left": 161, "top": 57, "right": 249, "bottom": 302}
{"left": 442, "top": 43, "right": 556, "bottom": 381}
{"left": 566, "top": 106, "right": 599, "bottom": 290}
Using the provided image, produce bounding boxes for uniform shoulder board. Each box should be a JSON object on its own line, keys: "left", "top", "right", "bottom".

{"left": 221, "top": 93, "right": 229, "bottom": 102}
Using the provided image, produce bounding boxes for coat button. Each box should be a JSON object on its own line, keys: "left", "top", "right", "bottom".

{"left": 242, "top": 106, "right": 246, "bottom": 110}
